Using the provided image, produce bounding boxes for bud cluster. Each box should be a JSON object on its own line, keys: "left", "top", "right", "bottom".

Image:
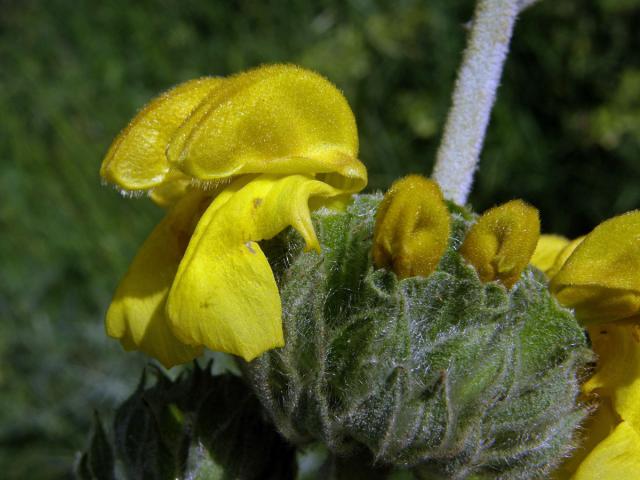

{"left": 245, "top": 194, "right": 592, "bottom": 479}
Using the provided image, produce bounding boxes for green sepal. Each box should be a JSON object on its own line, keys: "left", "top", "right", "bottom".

{"left": 112, "top": 367, "right": 186, "bottom": 479}
{"left": 75, "top": 413, "right": 115, "bottom": 480}
{"left": 76, "top": 363, "right": 296, "bottom": 480}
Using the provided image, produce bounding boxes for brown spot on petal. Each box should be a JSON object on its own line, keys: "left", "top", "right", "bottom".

{"left": 170, "top": 225, "right": 191, "bottom": 253}
{"left": 253, "top": 197, "right": 263, "bottom": 209}
{"left": 632, "top": 325, "right": 640, "bottom": 343}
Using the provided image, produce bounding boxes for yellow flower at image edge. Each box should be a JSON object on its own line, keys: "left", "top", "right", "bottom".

{"left": 102, "top": 65, "right": 367, "bottom": 367}
{"left": 531, "top": 212, "right": 640, "bottom": 479}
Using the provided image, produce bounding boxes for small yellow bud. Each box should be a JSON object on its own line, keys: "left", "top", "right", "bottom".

{"left": 372, "top": 175, "right": 451, "bottom": 279}
{"left": 460, "top": 200, "right": 540, "bottom": 289}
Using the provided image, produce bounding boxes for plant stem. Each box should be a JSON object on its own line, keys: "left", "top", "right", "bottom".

{"left": 432, "top": 0, "right": 520, "bottom": 204}
{"left": 518, "top": 0, "right": 541, "bottom": 12}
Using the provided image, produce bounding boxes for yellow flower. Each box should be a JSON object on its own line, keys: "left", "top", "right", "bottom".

{"left": 101, "top": 65, "right": 367, "bottom": 367}
{"left": 550, "top": 212, "right": 640, "bottom": 326}
{"left": 531, "top": 212, "right": 640, "bottom": 479}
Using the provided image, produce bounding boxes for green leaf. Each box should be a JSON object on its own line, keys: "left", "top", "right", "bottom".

{"left": 77, "top": 364, "right": 296, "bottom": 480}
{"left": 75, "top": 413, "right": 115, "bottom": 480}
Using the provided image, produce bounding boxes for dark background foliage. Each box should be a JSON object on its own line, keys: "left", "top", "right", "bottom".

{"left": 0, "top": 0, "right": 638, "bottom": 478}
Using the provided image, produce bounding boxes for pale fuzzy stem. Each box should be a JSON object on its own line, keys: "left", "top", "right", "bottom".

{"left": 432, "top": 0, "right": 520, "bottom": 205}
{"left": 518, "top": 0, "right": 540, "bottom": 11}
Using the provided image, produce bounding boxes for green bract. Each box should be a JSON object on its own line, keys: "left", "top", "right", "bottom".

{"left": 76, "top": 365, "right": 297, "bottom": 480}
{"left": 245, "top": 194, "right": 592, "bottom": 479}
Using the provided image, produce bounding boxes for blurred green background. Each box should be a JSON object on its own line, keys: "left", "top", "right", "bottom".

{"left": 1, "top": 0, "right": 639, "bottom": 477}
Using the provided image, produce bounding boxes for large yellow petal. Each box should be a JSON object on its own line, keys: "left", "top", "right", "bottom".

{"left": 460, "top": 200, "right": 540, "bottom": 289}
{"left": 106, "top": 191, "right": 211, "bottom": 367}
{"left": 531, "top": 234, "right": 569, "bottom": 275}
{"left": 165, "top": 64, "right": 367, "bottom": 192}
{"left": 165, "top": 174, "right": 342, "bottom": 361}
{"left": 550, "top": 211, "right": 640, "bottom": 325}
{"left": 552, "top": 398, "right": 619, "bottom": 479}
{"left": 584, "top": 324, "right": 640, "bottom": 435}
{"left": 372, "top": 175, "right": 450, "bottom": 279}
{"left": 571, "top": 421, "right": 640, "bottom": 480}
{"left": 100, "top": 77, "right": 223, "bottom": 190}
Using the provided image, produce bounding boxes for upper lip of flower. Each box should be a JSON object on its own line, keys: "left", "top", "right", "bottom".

{"left": 101, "top": 64, "right": 367, "bottom": 197}
{"left": 102, "top": 64, "right": 367, "bottom": 367}
{"left": 536, "top": 210, "right": 640, "bottom": 326}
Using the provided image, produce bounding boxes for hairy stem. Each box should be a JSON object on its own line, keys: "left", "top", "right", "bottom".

{"left": 518, "top": 0, "right": 541, "bottom": 11}
{"left": 432, "top": 0, "right": 520, "bottom": 204}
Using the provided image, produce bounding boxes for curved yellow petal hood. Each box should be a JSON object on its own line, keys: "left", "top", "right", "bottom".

{"left": 100, "top": 64, "right": 367, "bottom": 201}
{"left": 165, "top": 64, "right": 366, "bottom": 192}
{"left": 550, "top": 211, "right": 640, "bottom": 325}
{"left": 100, "top": 77, "right": 222, "bottom": 191}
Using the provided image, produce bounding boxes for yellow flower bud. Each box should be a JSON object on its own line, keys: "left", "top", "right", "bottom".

{"left": 372, "top": 175, "right": 450, "bottom": 279}
{"left": 460, "top": 200, "right": 540, "bottom": 289}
